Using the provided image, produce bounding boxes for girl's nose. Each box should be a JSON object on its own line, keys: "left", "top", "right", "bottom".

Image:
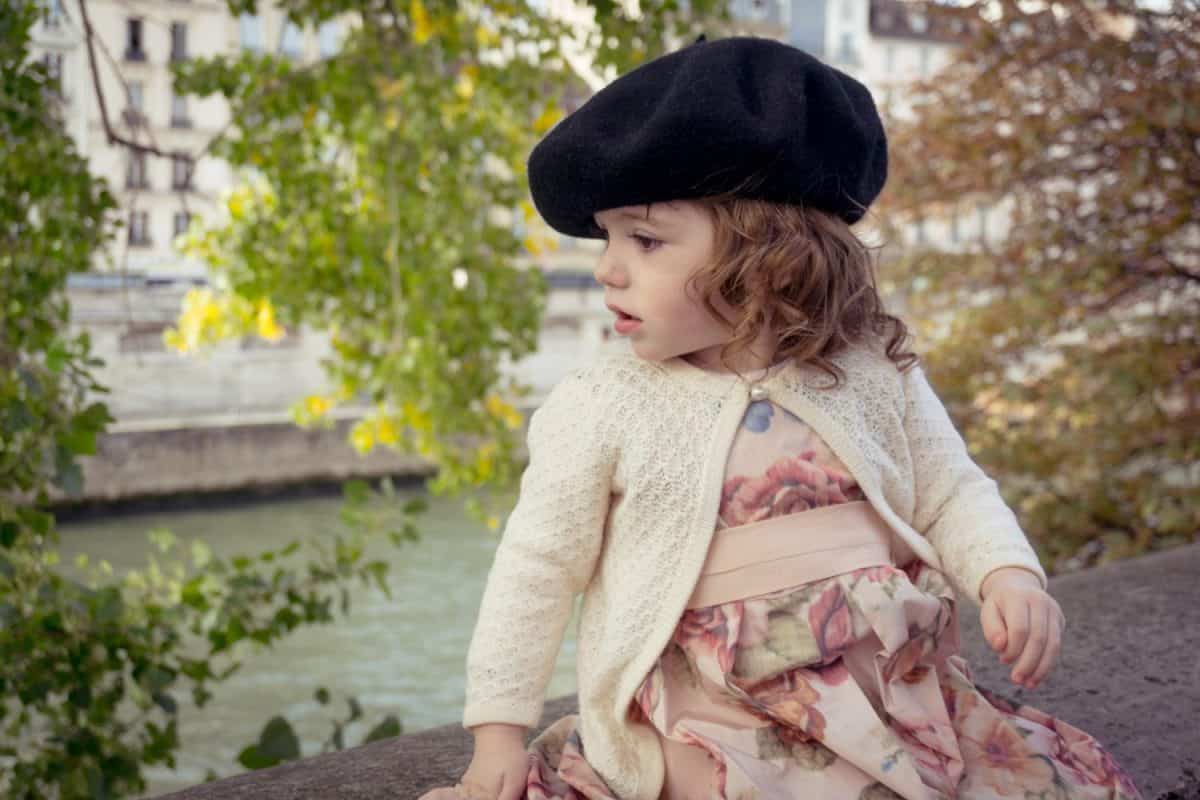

{"left": 593, "top": 249, "right": 628, "bottom": 288}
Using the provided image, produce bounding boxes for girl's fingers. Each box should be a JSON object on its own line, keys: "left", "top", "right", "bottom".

{"left": 1028, "top": 610, "right": 1063, "bottom": 686}
{"left": 1001, "top": 596, "right": 1030, "bottom": 665}
{"left": 1010, "top": 602, "right": 1048, "bottom": 686}
{"left": 980, "top": 596, "right": 1007, "bottom": 652}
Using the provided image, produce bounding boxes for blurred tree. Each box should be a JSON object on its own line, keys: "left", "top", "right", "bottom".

{"left": 876, "top": 0, "right": 1198, "bottom": 571}
{"left": 164, "top": 0, "right": 733, "bottom": 527}
{"left": 3, "top": 0, "right": 741, "bottom": 795}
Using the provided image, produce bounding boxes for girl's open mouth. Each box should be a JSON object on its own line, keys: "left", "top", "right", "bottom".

{"left": 613, "top": 311, "right": 642, "bottom": 335}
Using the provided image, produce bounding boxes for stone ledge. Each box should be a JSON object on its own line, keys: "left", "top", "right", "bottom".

{"left": 155, "top": 542, "right": 1200, "bottom": 800}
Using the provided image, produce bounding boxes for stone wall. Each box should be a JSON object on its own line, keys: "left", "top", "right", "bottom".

{"left": 51, "top": 413, "right": 435, "bottom": 505}
{"left": 156, "top": 542, "right": 1200, "bottom": 800}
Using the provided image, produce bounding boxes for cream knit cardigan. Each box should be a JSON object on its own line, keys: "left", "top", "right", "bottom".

{"left": 462, "top": 343, "right": 1047, "bottom": 800}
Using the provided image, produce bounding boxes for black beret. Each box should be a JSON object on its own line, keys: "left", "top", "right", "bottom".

{"left": 527, "top": 35, "right": 888, "bottom": 237}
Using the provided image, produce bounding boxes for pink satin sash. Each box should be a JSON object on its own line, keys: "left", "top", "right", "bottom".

{"left": 685, "top": 500, "right": 897, "bottom": 610}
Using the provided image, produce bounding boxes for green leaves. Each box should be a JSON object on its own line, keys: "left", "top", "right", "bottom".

{"left": 363, "top": 715, "right": 402, "bottom": 743}
{"left": 237, "top": 716, "right": 301, "bottom": 770}
{"left": 3, "top": 1, "right": 745, "bottom": 795}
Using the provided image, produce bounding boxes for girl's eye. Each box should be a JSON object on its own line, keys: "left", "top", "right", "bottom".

{"left": 631, "top": 233, "right": 661, "bottom": 251}
{"left": 595, "top": 229, "right": 661, "bottom": 252}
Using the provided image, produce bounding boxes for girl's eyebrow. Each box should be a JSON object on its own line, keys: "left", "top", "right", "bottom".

{"left": 596, "top": 206, "right": 677, "bottom": 227}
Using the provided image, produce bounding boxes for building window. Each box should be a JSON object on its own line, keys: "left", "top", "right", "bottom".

{"left": 171, "top": 154, "right": 194, "bottom": 190}
{"left": 885, "top": 44, "right": 896, "bottom": 72}
{"left": 841, "top": 0, "right": 853, "bottom": 21}
{"left": 914, "top": 216, "right": 926, "bottom": 246}
{"left": 173, "top": 211, "right": 192, "bottom": 238}
{"left": 919, "top": 46, "right": 931, "bottom": 76}
{"left": 949, "top": 211, "right": 960, "bottom": 243}
{"left": 280, "top": 20, "right": 303, "bottom": 58}
{"left": 170, "top": 22, "right": 188, "bottom": 62}
{"left": 318, "top": 20, "right": 341, "bottom": 57}
{"left": 977, "top": 202, "right": 989, "bottom": 244}
{"left": 129, "top": 210, "right": 150, "bottom": 246}
{"left": 125, "top": 18, "right": 146, "bottom": 61}
{"left": 127, "top": 151, "right": 148, "bottom": 189}
{"left": 42, "top": 0, "right": 64, "bottom": 29}
{"left": 239, "top": 13, "right": 262, "bottom": 52}
{"left": 170, "top": 92, "right": 190, "bottom": 127}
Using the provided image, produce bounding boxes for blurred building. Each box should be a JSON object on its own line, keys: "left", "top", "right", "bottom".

{"left": 26, "top": 0, "right": 996, "bottom": 433}
{"left": 30, "top": 0, "right": 344, "bottom": 278}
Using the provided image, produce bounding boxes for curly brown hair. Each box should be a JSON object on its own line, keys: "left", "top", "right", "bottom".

{"left": 659, "top": 191, "right": 921, "bottom": 389}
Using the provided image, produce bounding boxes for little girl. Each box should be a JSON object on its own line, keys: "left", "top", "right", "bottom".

{"left": 420, "top": 35, "right": 1142, "bottom": 800}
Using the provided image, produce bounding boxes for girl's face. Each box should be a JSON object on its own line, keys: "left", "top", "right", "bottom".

{"left": 593, "top": 200, "right": 773, "bottom": 372}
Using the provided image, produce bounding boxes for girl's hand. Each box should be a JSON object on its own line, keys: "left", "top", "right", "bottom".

{"left": 416, "top": 737, "right": 531, "bottom": 800}
{"left": 979, "top": 567, "right": 1066, "bottom": 691}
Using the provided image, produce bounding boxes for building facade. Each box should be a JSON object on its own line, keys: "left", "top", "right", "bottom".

{"left": 27, "top": 0, "right": 999, "bottom": 430}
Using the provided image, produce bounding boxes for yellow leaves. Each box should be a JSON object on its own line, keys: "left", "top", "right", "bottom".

{"left": 474, "top": 23, "right": 499, "bottom": 48}
{"left": 455, "top": 64, "right": 479, "bottom": 101}
{"left": 255, "top": 298, "right": 284, "bottom": 341}
{"left": 223, "top": 178, "right": 277, "bottom": 221}
{"left": 350, "top": 419, "right": 376, "bottom": 455}
{"left": 349, "top": 403, "right": 428, "bottom": 455}
{"left": 520, "top": 199, "right": 537, "bottom": 223}
{"left": 163, "top": 288, "right": 238, "bottom": 353}
{"left": 400, "top": 400, "right": 432, "bottom": 433}
{"left": 522, "top": 234, "right": 559, "bottom": 256}
{"left": 164, "top": 289, "right": 285, "bottom": 354}
{"left": 533, "top": 104, "right": 565, "bottom": 135}
{"left": 304, "top": 394, "right": 333, "bottom": 418}
{"left": 410, "top": 0, "right": 435, "bottom": 44}
{"left": 349, "top": 412, "right": 398, "bottom": 455}
{"left": 484, "top": 394, "right": 523, "bottom": 430}
{"left": 227, "top": 185, "right": 251, "bottom": 220}
{"left": 376, "top": 415, "right": 400, "bottom": 446}
{"left": 473, "top": 440, "right": 498, "bottom": 483}
{"left": 485, "top": 515, "right": 500, "bottom": 531}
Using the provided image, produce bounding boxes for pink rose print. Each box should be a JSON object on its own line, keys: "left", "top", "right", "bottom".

{"left": 744, "top": 669, "right": 829, "bottom": 742}
{"left": 961, "top": 718, "right": 1053, "bottom": 796}
{"left": 811, "top": 658, "right": 851, "bottom": 687}
{"left": 1028, "top": 709, "right": 1141, "bottom": 795}
{"left": 674, "top": 602, "right": 744, "bottom": 673}
{"left": 855, "top": 564, "right": 899, "bottom": 584}
{"left": 719, "top": 454, "right": 865, "bottom": 526}
{"left": 808, "top": 583, "right": 854, "bottom": 660}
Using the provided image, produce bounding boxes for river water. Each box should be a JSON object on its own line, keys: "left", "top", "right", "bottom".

{"left": 56, "top": 486, "right": 581, "bottom": 796}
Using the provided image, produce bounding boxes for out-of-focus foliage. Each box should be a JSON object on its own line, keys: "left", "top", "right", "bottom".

{"left": 877, "top": 0, "right": 1199, "bottom": 570}
{"left": 3, "top": 0, "right": 743, "bottom": 795}
{"left": 167, "top": 0, "right": 733, "bottom": 525}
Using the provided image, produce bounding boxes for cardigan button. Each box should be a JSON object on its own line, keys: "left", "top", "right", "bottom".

{"left": 749, "top": 384, "right": 769, "bottom": 402}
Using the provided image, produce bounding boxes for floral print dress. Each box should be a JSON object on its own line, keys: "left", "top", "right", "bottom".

{"left": 523, "top": 395, "right": 1142, "bottom": 800}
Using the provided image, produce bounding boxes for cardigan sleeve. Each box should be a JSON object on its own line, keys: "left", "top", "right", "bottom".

{"left": 461, "top": 366, "right": 616, "bottom": 731}
{"left": 901, "top": 363, "right": 1048, "bottom": 607}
